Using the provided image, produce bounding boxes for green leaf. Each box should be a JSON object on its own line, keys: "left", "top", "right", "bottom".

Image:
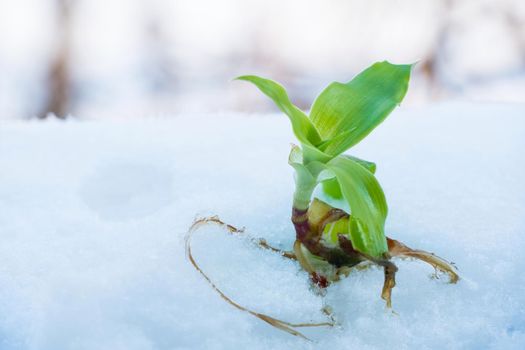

{"left": 236, "top": 75, "right": 322, "bottom": 146}
{"left": 322, "top": 215, "right": 349, "bottom": 245}
{"left": 344, "top": 155, "right": 376, "bottom": 174}
{"left": 301, "top": 142, "right": 332, "bottom": 164}
{"left": 321, "top": 177, "right": 343, "bottom": 199}
{"left": 321, "top": 155, "right": 376, "bottom": 199}
{"left": 310, "top": 61, "right": 412, "bottom": 156}
{"left": 325, "top": 155, "right": 388, "bottom": 257}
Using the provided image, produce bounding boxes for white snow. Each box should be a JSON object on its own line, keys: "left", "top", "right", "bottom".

{"left": 0, "top": 102, "right": 524, "bottom": 349}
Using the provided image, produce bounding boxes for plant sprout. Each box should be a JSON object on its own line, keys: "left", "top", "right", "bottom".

{"left": 186, "top": 61, "right": 458, "bottom": 339}
{"left": 237, "top": 61, "right": 458, "bottom": 296}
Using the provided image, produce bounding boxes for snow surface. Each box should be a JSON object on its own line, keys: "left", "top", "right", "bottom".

{"left": 0, "top": 102, "right": 524, "bottom": 349}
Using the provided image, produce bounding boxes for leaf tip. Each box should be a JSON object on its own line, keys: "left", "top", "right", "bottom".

{"left": 233, "top": 75, "right": 252, "bottom": 82}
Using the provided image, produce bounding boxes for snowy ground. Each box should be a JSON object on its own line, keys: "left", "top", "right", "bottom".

{"left": 0, "top": 102, "right": 524, "bottom": 349}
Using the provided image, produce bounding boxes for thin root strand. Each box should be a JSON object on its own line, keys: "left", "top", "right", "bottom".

{"left": 185, "top": 216, "right": 332, "bottom": 341}
{"left": 387, "top": 238, "right": 459, "bottom": 284}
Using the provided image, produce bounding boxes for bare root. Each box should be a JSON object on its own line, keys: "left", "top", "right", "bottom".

{"left": 189, "top": 216, "right": 296, "bottom": 260}
{"left": 387, "top": 238, "right": 459, "bottom": 284}
{"left": 185, "top": 216, "right": 333, "bottom": 341}
{"left": 381, "top": 263, "right": 398, "bottom": 308}
{"left": 185, "top": 214, "right": 459, "bottom": 339}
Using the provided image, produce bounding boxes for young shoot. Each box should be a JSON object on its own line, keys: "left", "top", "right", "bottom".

{"left": 186, "top": 61, "right": 458, "bottom": 340}
{"left": 237, "top": 61, "right": 458, "bottom": 302}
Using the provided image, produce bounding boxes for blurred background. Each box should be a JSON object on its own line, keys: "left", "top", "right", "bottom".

{"left": 0, "top": 0, "right": 524, "bottom": 120}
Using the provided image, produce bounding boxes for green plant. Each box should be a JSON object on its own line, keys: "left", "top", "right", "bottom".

{"left": 237, "top": 61, "right": 458, "bottom": 305}
{"left": 186, "top": 62, "right": 458, "bottom": 339}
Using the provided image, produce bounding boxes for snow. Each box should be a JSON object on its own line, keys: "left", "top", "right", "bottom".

{"left": 0, "top": 102, "right": 524, "bottom": 349}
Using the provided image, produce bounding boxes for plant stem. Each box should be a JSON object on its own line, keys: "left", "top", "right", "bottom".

{"left": 292, "top": 167, "right": 317, "bottom": 211}
{"left": 291, "top": 166, "right": 316, "bottom": 248}
{"left": 291, "top": 163, "right": 367, "bottom": 270}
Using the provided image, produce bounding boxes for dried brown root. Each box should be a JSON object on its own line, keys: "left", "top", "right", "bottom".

{"left": 258, "top": 238, "right": 296, "bottom": 260}
{"left": 185, "top": 216, "right": 333, "bottom": 341}
{"left": 380, "top": 262, "right": 398, "bottom": 308}
{"left": 337, "top": 234, "right": 399, "bottom": 308}
{"left": 185, "top": 213, "right": 459, "bottom": 338}
{"left": 190, "top": 216, "right": 296, "bottom": 260}
{"left": 387, "top": 238, "right": 459, "bottom": 284}
{"left": 321, "top": 305, "right": 337, "bottom": 325}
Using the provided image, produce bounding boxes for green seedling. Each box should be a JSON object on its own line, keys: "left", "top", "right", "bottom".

{"left": 187, "top": 61, "right": 458, "bottom": 339}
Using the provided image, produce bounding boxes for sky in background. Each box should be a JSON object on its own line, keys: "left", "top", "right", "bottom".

{"left": 0, "top": 0, "right": 524, "bottom": 119}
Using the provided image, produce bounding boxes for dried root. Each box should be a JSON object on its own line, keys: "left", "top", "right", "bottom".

{"left": 387, "top": 237, "right": 459, "bottom": 284}
{"left": 185, "top": 214, "right": 459, "bottom": 339}
{"left": 185, "top": 216, "right": 333, "bottom": 341}
{"left": 188, "top": 216, "right": 296, "bottom": 260}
